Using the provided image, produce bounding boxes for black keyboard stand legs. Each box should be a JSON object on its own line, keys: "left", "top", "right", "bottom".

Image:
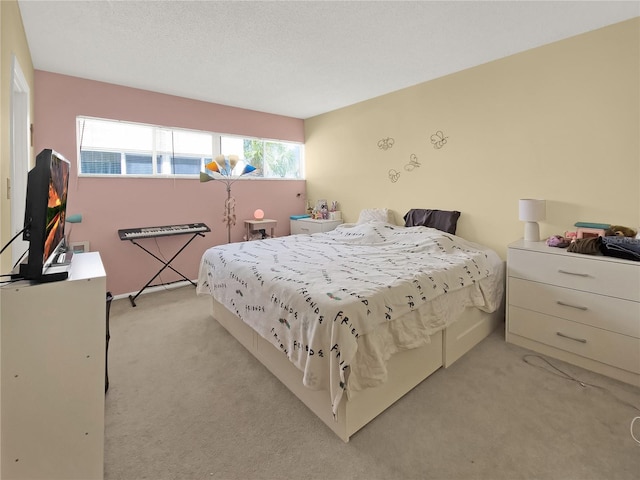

{"left": 127, "top": 232, "right": 204, "bottom": 307}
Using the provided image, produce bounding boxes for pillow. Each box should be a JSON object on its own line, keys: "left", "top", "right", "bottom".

{"left": 403, "top": 208, "right": 461, "bottom": 234}
{"left": 357, "top": 208, "right": 392, "bottom": 224}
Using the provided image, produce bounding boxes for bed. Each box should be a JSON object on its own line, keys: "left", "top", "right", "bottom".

{"left": 196, "top": 215, "right": 504, "bottom": 442}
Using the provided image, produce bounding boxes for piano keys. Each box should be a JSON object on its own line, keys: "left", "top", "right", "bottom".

{"left": 118, "top": 222, "right": 210, "bottom": 240}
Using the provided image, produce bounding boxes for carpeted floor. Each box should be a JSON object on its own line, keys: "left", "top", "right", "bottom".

{"left": 104, "top": 286, "right": 640, "bottom": 480}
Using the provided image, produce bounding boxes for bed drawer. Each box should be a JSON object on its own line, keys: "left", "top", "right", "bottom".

{"left": 508, "top": 248, "right": 640, "bottom": 301}
{"left": 508, "top": 306, "right": 640, "bottom": 374}
{"left": 508, "top": 277, "right": 640, "bottom": 338}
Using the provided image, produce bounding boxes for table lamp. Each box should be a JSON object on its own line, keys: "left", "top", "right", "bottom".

{"left": 66, "top": 213, "right": 83, "bottom": 246}
{"left": 519, "top": 199, "right": 546, "bottom": 242}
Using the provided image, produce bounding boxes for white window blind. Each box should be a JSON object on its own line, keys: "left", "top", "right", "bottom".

{"left": 77, "top": 116, "right": 303, "bottom": 179}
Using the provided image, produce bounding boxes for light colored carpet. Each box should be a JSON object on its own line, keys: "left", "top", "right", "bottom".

{"left": 104, "top": 286, "right": 640, "bottom": 480}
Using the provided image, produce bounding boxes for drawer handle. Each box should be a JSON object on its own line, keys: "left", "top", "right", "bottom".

{"left": 558, "top": 269, "right": 590, "bottom": 277}
{"left": 556, "top": 331, "right": 587, "bottom": 344}
{"left": 556, "top": 301, "right": 588, "bottom": 311}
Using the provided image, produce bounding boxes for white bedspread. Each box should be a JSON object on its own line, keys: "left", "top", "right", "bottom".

{"left": 197, "top": 222, "right": 503, "bottom": 414}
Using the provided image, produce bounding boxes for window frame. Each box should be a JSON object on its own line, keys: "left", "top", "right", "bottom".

{"left": 76, "top": 116, "right": 304, "bottom": 179}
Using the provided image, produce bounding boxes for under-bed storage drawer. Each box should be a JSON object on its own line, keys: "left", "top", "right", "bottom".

{"left": 508, "top": 306, "right": 639, "bottom": 374}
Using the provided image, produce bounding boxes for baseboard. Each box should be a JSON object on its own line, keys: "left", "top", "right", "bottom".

{"left": 112, "top": 279, "right": 195, "bottom": 301}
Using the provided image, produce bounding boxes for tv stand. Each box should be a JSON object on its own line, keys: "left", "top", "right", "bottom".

{"left": 1, "top": 252, "right": 107, "bottom": 479}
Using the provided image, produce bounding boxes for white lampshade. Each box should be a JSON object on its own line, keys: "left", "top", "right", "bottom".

{"left": 519, "top": 199, "right": 546, "bottom": 242}
{"left": 519, "top": 199, "right": 545, "bottom": 222}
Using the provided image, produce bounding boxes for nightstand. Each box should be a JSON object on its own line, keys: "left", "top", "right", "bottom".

{"left": 245, "top": 219, "right": 277, "bottom": 240}
{"left": 506, "top": 240, "right": 640, "bottom": 386}
{"left": 290, "top": 218, "right": 343, "bottom": 235}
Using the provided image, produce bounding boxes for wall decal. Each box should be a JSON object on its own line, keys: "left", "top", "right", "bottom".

{"left": 430, "top": 130, "right": 448, "bottom": 149}
{"left": 404, "top": 154, "right": 421, "bottom": 172}
{"left": 388, "top": 169, "right": 401, "bottom": 183}
{"left": 377, "top": 137, "right": 395, "bottom": 150}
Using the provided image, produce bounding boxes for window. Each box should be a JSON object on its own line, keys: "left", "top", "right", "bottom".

{"left": 80, "top": 151, "right": 121, "bottom": 174}
{"left": 125, "top": 154, "right": 153, "bottom": 175}
{"left": 221, "top": 137, "right": 303, "bottom": 179}
{"left": 77, "top": 117, "right": 303, "bottom": 179}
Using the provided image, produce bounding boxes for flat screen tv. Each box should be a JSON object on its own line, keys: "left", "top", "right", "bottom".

{"left": 19, "top": 149, "right": 71, "bottom": 282}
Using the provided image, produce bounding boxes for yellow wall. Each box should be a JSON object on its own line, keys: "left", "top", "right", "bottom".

{"left": 0, "top": 0, "right": 34, "bottom": 273}
{"left": 304, "top": 18, "right": 640, "bottom": 258}
{"left": 0, "top": 1, "right": 3, "bottom": 472}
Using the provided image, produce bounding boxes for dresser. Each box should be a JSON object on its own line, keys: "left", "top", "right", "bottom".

{"left": 1, "top": 252, "right": 107, "bottom": 479}
{"left": 506, "top": 240, "right": 640, "bottom": 386}
{"left": 290, "top": 218, "right": 342, "bottom": 235}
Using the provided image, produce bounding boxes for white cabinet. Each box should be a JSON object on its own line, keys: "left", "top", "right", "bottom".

{"left": 1, "top": 252, "right": 107, "bottom": 480}
{"left": 506, "top": 240, "right": 640, "bottom": 386}
{"left": 290, "top": 218, "right": 342, "bottom": 235}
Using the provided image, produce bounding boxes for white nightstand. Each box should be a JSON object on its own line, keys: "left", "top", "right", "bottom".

{"left": 245, "top": 219, "right": 277, "bottom": 240}
{"left": 290, "top": 218, "right": 343, "bottom": 235}
{"left": 506, "top": 240, "right": 640, "bottom": 386}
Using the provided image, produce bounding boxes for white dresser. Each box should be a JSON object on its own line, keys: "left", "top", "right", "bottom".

{"left": 506, "top": 240, "right": 640, "bottom": 386}
{"left": 1, "top": 252, "right": 107, "bottom": 479}
{"left": 290, "top": 218, "right": 343, "bottom": 235}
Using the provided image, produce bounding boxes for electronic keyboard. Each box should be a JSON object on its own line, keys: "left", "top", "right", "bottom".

{"left": 118, "top": 222, "right": 211, "bottom": 307}
{"left": 118, "top": 222, "right": 210, "bottom": 240}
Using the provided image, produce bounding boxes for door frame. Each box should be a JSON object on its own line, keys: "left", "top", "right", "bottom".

{"left": 10, "top": 55, "right": 31, "bottom": 267}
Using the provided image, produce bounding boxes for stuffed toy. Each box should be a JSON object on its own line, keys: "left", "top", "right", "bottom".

{"left": 604, "top": 225, "right": 637, "bottom": 237}
{"left": 546, "top": 235, "right": 571, "bottom": 248}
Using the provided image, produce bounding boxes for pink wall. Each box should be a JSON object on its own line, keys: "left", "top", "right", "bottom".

{"left": 34, "top": 71, "right": 306, "bottom": 296}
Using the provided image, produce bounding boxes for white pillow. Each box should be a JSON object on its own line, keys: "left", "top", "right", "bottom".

{"left": 357, "top": 208, "right": 391, "bottom": 224}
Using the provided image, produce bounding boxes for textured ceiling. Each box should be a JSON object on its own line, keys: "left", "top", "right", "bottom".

{"left": 17, "top": 1, "right": 640, "bottom": 119}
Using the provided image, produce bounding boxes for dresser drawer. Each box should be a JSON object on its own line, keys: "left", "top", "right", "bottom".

{"left": 508, "top": 306, "right": 640, "bottom": 374}
{"left": 291, "top": 220, "right": 315, "bottom": 235}
{"left": 291, "top": 219, "right": 342, "bottom": 235}
{"left": 508, "top": 277, "right": 640, "bottom": 338}
{"left": 508, "top": 248, "right": 640, "bottom": 301}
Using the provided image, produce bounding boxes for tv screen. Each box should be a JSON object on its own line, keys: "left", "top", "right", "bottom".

{"left": 20, "top": 149, "right": 71, "bottom": 281}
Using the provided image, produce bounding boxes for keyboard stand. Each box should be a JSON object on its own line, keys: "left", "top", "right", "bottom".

{"left": 124, "top": 231, "right": 205, "bottom": 307}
